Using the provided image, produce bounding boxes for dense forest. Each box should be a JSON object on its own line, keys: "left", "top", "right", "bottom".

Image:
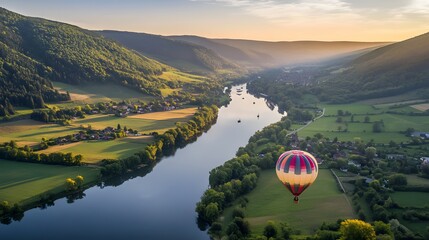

{"left": 0, "top": 7, "right": 172, "bottom": 110}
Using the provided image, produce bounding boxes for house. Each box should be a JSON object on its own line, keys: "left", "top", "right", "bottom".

{"left": 411, "top": 131, "right": 429, "bottom": 139}
{"left": 421, "top": 157, "right": 429, "bottom": 164}
{"left": 348, "top": 161, "right": 361, "bottom": 168}
{"left": 387, "top": 154, "right": 404, "bottom": 160}
{"left": 364, "top": 177, "right": 374, "bottom": 184}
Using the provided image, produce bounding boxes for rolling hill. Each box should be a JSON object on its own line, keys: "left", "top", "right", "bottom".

{"left": 0, "top": 7, "right": 171, "bottom": 110}
{"left": 98, "top": 30, "right": 238, "bottom": 74}
{"left": 321, "top": 32, "right": 429, "bottom": 102}
{"left": 169, "top": 35, "right": 388, "bottom": 68}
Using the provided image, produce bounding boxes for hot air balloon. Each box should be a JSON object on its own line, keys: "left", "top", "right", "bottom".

{"left": 276, "top": 150, "right": 318, "bottom": 203}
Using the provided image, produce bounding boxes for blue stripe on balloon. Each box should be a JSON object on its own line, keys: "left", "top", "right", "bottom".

{"left": 295, "top": 155, "right": 301, "bottom": 175}
{"left": 284, "top": 155, "right": 292, "bottom": 173}
{"left": 303, "top": 155, "right": 312, "bottom": 174}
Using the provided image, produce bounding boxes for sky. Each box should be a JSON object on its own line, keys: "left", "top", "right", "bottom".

{"left": 1, "top": 0, "right": 428, "bottom": 42}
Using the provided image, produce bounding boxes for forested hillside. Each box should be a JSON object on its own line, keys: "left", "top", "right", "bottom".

{"left": 99, "top": 31, "right": 238, "bottom": 74}
{"left": 169, "top": 35, "right": 387, "bottom": 68}
{"left": 0, "top": 8, "right": 169, "bottom": 111}
{"left": 320, "top": 32, "right": 429, "bottom": 102}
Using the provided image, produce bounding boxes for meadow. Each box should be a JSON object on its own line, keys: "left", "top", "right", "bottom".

{"left": 40, "top": 136, "right": 153, "bottom": 163}
{"left": 297, "top": 103, "right": 429, "bottom": 143}
{"left": 391, "top": 191, "right": 429, "bottom": 208}
{"left": 0, "top": 108, "right": 197, "bottom": 163}
{"left": 221, "top": 169, "right": 355, "bottom": 235}
{"left": 51, "top": 82, "right": 154, "bottom": 106}
{"left": 0, "top": 159, "right": 100, "bottom": 205}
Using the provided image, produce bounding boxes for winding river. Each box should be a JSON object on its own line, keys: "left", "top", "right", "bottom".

{"left": 0, "top": 84, "right": 285, "bottom": 239}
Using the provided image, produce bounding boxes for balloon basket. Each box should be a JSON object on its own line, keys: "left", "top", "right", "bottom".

{"left": 293, "top": 196, "right": 299, "bottom": 204}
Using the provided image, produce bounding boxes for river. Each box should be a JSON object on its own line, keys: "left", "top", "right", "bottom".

{"left": 0, "top": 84, "right": 285, "bottom": 239}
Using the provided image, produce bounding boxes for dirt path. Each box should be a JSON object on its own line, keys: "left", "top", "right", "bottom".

{"left": 287, "top": 108, "right": 325, "bottom": 137}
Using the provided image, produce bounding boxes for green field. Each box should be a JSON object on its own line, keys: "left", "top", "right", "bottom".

{"left": 52, "top": 82, "right": 154, "bottom": 106}
{"left": 0, "top": 108, "right": 196, "bottom": 163}
{"left": 159, "top": 70, "right": 207, "bottom": 82}
{"left": 297, "top": 103, "right": 429, "bottom": 143}
{"left": 40, "top": 137, "right": 152, "bottom": 163}
{"left": 0, "top": 119, "right": 79, "bottom": 144}
{"left": 0, "top": 159, "right": 100, "bottom": 205}
{"left": 76, "top": 114, "right": 190, "bottom": 134}
{"left": 391, "top": 192, "right": 429, "bottom": 208}
{"left": 221, "top": 169, "right": 355, "bottom": 235}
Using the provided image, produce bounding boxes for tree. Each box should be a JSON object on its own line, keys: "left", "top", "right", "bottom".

{"left": 263, "top": 221, "right": 278, "bottom": 239}
{"left": 372, "top": 121, "right": 384, "bottom": 133}
{"left": 339, "top": 219, "right": 376, "bottom": 240}
{"left": 365, "top": 147, "right": 377, "bottom": 161}
{"left": 233, "top": 217, "right": 251, "bottom": 237}
{"left": 75, "top": 175, "right": 84, "bottom": 188}
{"left": 208, "top": 222, "right": 222, "bottom": 239}
{"left": 338, "top": 110, "right": 344, "bottom": 116}
{"left": 421, "top": 163, "right": 429, "bottom": 176}
{"left": 117, "top": 123, "right": 121, "bottom": 130}
{"left": 204, "top": 203, "right": 220, "bottom": 223}
{"left": 373, "top": 221, "right": 393, "bottom": 237}
{"left": 388, "top": 174, "right": 407, "bottom": 186}
{"left": 232, "top": 208, "right": 245, "bottom": 219}
{"left": 279, "top": 222, "right": 292, "bottom": 240}
{"left": 0, "top": 104, "right": 7, "bottom": 117}
{"left": 364, "top": 116, "right": 370, "bottom": 123}
{"left": 65, "top": 178, "right": 77, "bottom": 191}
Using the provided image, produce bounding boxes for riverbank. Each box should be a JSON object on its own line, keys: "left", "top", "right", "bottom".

{"left": 0, "top": 105, "right": 219, "bottom": 222}
{"left": 0, "top": 160, "right": 100, "bottom": 221}
{"left": 0, "top": 83, "right": 287, "bottom": 239}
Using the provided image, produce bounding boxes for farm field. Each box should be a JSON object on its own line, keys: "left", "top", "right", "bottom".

{"left": 405, "top": 174, "right": 429, "bottom": 187}
{"left": 391, "top": 191, "right": 429, "bottom": 208}
{"left": 0, "top": 108, "right": 197, "bottom": 162}
{"left": 0, "top": 119, "right": 79, "bottom": 144}
{"left": 40, "top": 136, "right": 153, "bottom": 163}
{"left": 221, "top": 169, "right": 355, "bottom": 235}
{"left": 76, "top": 110, "right": 195, "bottom": 134}
{"left": 0, "top": 159, "right": 100, "bottom": 205}
{"left": 159, "top": 70, "right": 208, "bottom": 83}
{"left": 297, "top": 102, "right": 429, "bottom": 143}
{"left": 52, "top": 82, "right": 154, "bottom": 105}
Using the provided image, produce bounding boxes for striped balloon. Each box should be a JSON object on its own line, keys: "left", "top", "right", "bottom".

{"left": 276, "top": 150, "right": 318, "bottom": 203}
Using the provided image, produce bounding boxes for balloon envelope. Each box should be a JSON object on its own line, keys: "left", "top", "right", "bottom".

{"left": 275, "top": 150, "right": 318, "bottom": 202}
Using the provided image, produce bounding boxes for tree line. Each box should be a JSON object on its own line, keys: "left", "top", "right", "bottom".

{"left": 0, "top": 141, "right": 82, "bottom": 166}
{"left": 100, "top": 105, "right": 219, "bottom": 176}
{"left": 196, "top": 117, "right": 293, "bottom": 232}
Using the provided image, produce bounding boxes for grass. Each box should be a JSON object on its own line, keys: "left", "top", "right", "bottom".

{"left": 159, "top": 70, "right": 207, "bottom": 83}
{"left": 221, "top": 169, "right": 355, "bottom": 235}
{"left": 51, "top": 81, "right": 154, "bottom": 105}
{"left": 128, "top": 107, "right": 197, "bottom": 120}
{"left": 405, "top": 174, "right": 429, "bottom": 187}
{"left": 0, "top": 108, "right": 197, "bottom": 163}
{"left": 391, "top": 192, "right": 429, "bottom": 208}
{"left": 323, "top": 104, "right": 378, "bottom": 116}
{"left": 296, "top": 102, "right": 429, "bottom": 143}
{"left": 0, "top": 159, "right": 100, "bottom": 205}
{"left": 0, "top": 119, "right": 79, "bottom": 143}
{"left": 75, "top": 112, "right": 193, "bottom": 134}
{"left": 40, "top": 136, "right": 153, "bottom": 163}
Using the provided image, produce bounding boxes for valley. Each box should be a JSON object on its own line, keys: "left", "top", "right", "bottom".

{"left": 1, "top": 3, "right": 429, "bottom": 240}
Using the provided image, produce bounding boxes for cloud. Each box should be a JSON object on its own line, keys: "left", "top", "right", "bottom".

{"left": 192, "top": 0, "right": 429, "bottom": 24}
{"left": 402, "top": 0, "right": 429, "bottom": 13}
{"left": 191, "top": 0, "right": 361, "bottom": 23}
